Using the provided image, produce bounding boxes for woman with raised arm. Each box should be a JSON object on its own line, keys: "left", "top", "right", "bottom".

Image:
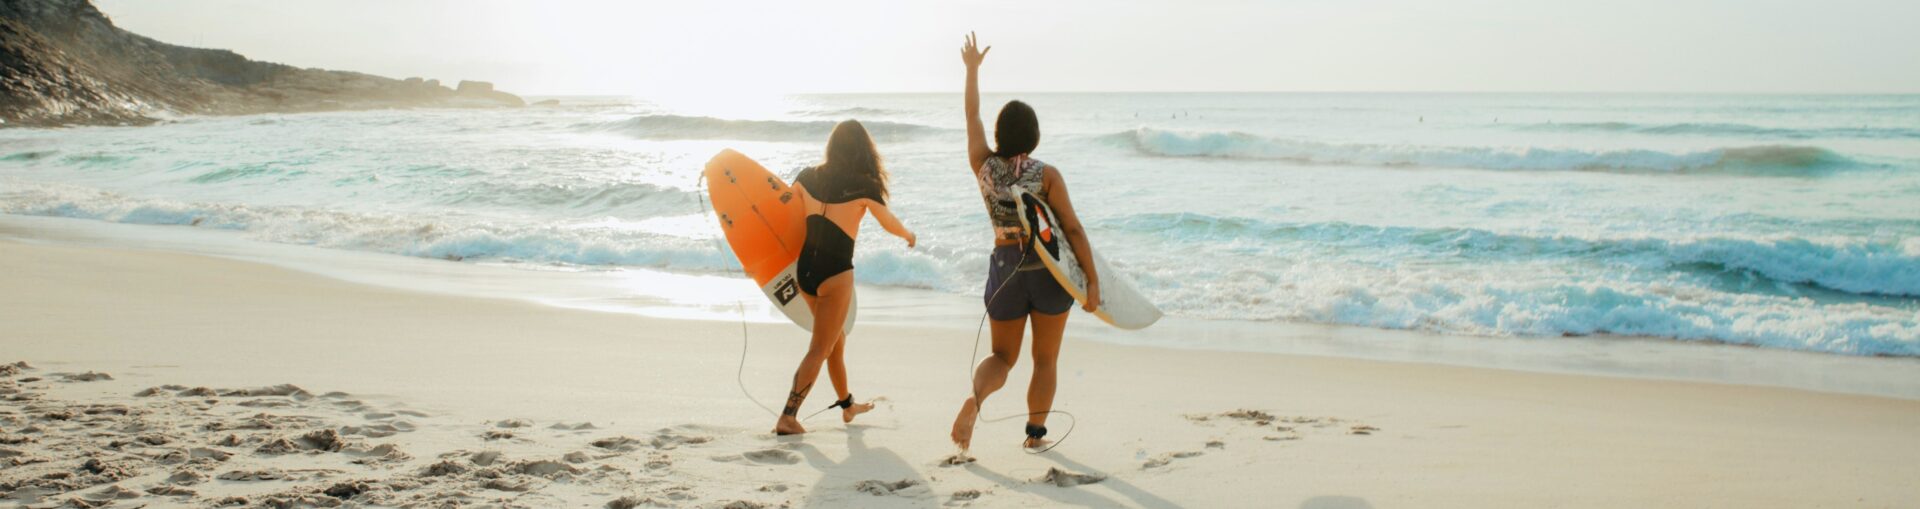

{"left": 950, "top": 32, "right": 1101, "bottom": 451}
{"left": 773, "top": 120, "right": 917, "bottom": 436}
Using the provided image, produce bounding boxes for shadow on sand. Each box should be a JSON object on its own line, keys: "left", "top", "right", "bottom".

{"left": 958, "top": 450, "right": 1181, "bottom": 509}
{"left": 1301, "top": 495, "right": 1375, "bottom": 509}
{"left": 789, "top": 425, "right": 932, "bottom": 508}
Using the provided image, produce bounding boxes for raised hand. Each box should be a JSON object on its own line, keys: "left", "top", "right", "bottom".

{"left": 961, "top": 31, "right": 990, "bottom": 69}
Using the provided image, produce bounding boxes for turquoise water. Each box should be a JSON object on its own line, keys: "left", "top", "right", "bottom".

{"left": 2, "top": 93, "right": 1917, "bottom": 355}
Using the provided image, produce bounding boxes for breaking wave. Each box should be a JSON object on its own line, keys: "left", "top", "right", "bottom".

{"left": 1119, "top": 128, "right": 1865, "bottom": 174}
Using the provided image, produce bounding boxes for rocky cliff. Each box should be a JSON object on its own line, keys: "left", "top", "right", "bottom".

{"left": 0, "top": 0, "right": 523, "bottom": 127}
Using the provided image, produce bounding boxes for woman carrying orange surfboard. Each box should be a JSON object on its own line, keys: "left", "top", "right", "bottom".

{"left": 773, "top": 120, "right": 917, "bottom": 436}
{"left": 950, "top": 32, "right": 1104, "bottom": 451}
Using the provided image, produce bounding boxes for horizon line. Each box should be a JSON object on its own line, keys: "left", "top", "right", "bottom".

{"left": 513, "top": 89, "right": 1920, "bottom": 97}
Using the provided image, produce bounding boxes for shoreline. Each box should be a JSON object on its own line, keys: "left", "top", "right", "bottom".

{"left": 4, "top": 213, "right": 1917, "bottom": 401}
{"left": 2, "top": 227, "right": 1918, "bottom": 506}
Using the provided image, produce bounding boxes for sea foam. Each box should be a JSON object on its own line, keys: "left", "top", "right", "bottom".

{"left": 1121, "top": 128, "right": 1863, "bottom": 174}
{"left": 1512, "top": 121, "right": 1920, "bottom": 140}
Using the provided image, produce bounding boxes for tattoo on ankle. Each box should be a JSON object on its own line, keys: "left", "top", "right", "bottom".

{"left": 782, "top": 383, "right": 812, "bottom": 417}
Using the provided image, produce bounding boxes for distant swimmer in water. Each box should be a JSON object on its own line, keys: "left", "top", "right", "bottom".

{"left": 771, "top": 120, "right": 918, "bottom": 436}
{"left": 951, "top": 32, "right": 1103, "bottom": 452}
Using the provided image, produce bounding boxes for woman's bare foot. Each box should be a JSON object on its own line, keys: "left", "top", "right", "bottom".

{"left": 773, "top": 415, "right": 805, "bottom": 436}
{"left": 840, "top": 400, "right": 875, "bottom": 423}
{"left": 950, "top": 397, "right": 980, "bottom": 450}
{"left": 1024, "top": 436, "right": 1051, "bottom": 450}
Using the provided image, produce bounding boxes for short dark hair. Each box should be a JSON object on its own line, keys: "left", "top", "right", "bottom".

{"left": 993, "top": 100, "right": 1040, "bottom": 158}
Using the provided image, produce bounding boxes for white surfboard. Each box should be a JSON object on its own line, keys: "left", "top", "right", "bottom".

{"left": 755, "top": 260, "right": 855, "bottom": 335}
{"left": 1013, "top": 189, "right": 1163, "bottom": 330}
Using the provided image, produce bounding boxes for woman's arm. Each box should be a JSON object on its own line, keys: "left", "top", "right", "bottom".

{"left": 962, "top": 32, "right": 992, "bottom": 173}
{"left": 868, "top": 201, "right": 916, "bottom": 248}
{"left": 1041, "top": 167, "right": 1100, "bottom": 312}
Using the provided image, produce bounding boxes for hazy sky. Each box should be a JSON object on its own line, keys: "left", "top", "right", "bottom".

{"left": 97, "top": 0, "right": 1920, "bottom": 96}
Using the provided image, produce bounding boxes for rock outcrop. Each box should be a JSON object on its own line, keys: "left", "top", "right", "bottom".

{"left": 453, "top": 80, "right": 524, "bottom": 107}
{"left": 0, "top": 0, "right": 524, "bottom": 127}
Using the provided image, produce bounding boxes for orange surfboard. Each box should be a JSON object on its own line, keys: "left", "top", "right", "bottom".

{"left": 703, "top": 149, "right": 854, "bottom": 334}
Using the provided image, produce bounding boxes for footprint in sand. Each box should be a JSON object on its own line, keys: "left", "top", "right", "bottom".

{"left": 482, "top": 476, "right": 537, "bottom": 492}
{"left": 1035, "top": 467, "right": 1106, "bottom": 487}
{"left": 0, "top": 361, "right": 31, "bottom": 376}
{"left": 591, "top": 436, "right": 646, "bottom": 452}
{"left": 218, "top": 384, "right": 309, "bottom": 398}
{"left": 341, "top": 423, "right": 403, "bottom": 438}
{"left": 1195, "top": 409, "right": 1379, "bottom": 440}
{"left": 470, "top": 450, "right": 504, "bottom": 466}
{"left": 168, "top": 469, "right": 209, "bottom": 485}
{"left": 710, "top": 448, "right": 799, "bottom": 465}
{"left": 949, "top": 488, "right": 985, "bottom": 504}
{"left": 425, "top": 459, "right": 470, "bottom": 476}
{"left": 59, "top": 371, "right": 114, "bottom": 382}
{"left": 660, "top": 485, "right": 697, "bottom": 501}
{"left": 854, "top": 479, "right": 927, "bottom": 497}
{"left": 742, "top": 448, "right": 800, "bottom": 465}
{"left": 643, "top": 452, "right": 672, "bottom": 471}
{"left": 147, "top": 485, "right": 196, "bottom": 497}
{"left": 1142, "top": 450, "right": 1205, "bottom": 469}
{"left": 236, "top": 399, "right": 294, "bottom": 408}
{"left": 648, "top": 427, "right": 714, "bottom": 450}
{"left": 506, "top": 458, "right": 583, "bottom": 479}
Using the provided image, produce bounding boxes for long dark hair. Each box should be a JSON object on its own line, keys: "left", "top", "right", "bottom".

{"left": 819, "top": 119, "right": 889, "bottom": 201}
{"left": 993, "top": 100, "right": 1040, "bottom": 158}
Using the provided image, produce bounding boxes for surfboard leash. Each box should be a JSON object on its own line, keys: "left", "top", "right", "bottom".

{"left": 698, "top": 172, "right": 848, "bottom": 424}
{"left": 967, "top": 245, "right": 1077, "bottom": 454}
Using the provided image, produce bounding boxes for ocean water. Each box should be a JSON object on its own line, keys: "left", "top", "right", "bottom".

{"left": 3, "top": 93, "right": 1918, "bottom": 356}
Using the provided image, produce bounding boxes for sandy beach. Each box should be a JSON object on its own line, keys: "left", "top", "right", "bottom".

{"left": 3, "top": 237, "right": 1917, "bottom": 508}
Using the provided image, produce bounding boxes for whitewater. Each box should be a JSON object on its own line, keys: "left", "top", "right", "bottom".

{"left": 2, "top": 93, "right": 1917, "bottom": 356}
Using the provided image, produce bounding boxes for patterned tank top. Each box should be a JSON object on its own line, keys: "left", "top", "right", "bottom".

{"left": 975, "top": 155, "right": 1047, "bottom": 241}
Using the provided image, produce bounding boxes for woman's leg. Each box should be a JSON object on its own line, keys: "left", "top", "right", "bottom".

{"left": 772, "top": 273, "right": 854, "bottom": 435}
{"left": 825, "top": 330, "right": 876, "bottom": 423}
{"left": 950, "top": 315, "right": 1028, "bottom": 449}
{"left": 1025, "top": 309, "right": 1069, "bottom": 447}
{"left": 825, "top": 331, "right": 849, "bottom": 398}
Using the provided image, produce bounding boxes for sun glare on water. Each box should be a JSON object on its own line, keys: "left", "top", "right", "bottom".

{"left": 643, "top": 90, "right": 802, "bottom": 120}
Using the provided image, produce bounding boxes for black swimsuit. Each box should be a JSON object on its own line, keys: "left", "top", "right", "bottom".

{"left": 794, "top": 167, "right": 883, "bottom": 296}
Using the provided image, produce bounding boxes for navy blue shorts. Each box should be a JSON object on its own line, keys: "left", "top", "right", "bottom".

{"left": 985, "top": 245, "right": 1074, "bottom": 321}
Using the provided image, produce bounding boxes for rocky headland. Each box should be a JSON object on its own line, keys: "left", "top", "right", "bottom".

{"left": 0, "top": 0, "right": 524, "bottom": 128}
